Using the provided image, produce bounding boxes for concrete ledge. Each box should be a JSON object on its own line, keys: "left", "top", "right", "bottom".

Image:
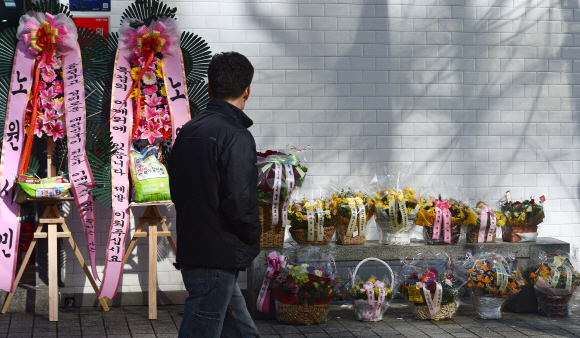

{"left": 247, "top": 238, "right": 570, "bottom": 319}
{"left": 0, "top": 285, "right": 49, "bottom": 313}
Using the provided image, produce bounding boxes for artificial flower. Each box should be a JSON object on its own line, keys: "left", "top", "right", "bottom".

{"left": 145, "top": 93, "right": 163, "bottom": 107}
{"left": 160, "top": 85, "right": 167, "bottom": 97}
{"left": 130, "top": 67, "right": 141, "bottom": 81}
{"left": 52, "top": 80, "right": 64, "bottom": 95}
{"left": 41, "top": 67, "right": 56, "bottom": 83}
{"left": 143, "top": 84, "right": 158, "bottom": 96}
{"left": 142, "top": 70, "right": 157, "bottom": 85}
{"left": 140, "top": 120, "right": 163, "bottom": 144}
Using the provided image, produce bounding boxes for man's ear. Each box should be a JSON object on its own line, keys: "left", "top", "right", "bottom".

{"left": 207, "top": 84, "right": 213, "bottom": 98}
{"left": 242, "top": 86, "right": 251, "bottom": 101}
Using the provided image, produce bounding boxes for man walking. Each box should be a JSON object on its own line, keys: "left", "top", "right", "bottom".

{"left": 168, "top": 52, "right": 262, "bottom": 338}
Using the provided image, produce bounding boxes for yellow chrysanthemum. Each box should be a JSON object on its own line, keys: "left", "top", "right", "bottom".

{"left": 155, "top": 67, "right": 163, "bottom": 79}
{"left": 160, "top": 86, "right": 167, "bottom": 97}
{"left": 130, "top": 67, "right": 141, "bottom": 80}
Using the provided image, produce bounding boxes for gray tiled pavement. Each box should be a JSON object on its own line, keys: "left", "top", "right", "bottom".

{"left": 1, "top": 302, "right": 580, "bottom": 338}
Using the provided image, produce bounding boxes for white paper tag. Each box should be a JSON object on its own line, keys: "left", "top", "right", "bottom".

{"left": 353, "top": 230, "right": 359, "bottom": 238}
{"left": 307, "top": 207, "right": 315, "bottom": 242}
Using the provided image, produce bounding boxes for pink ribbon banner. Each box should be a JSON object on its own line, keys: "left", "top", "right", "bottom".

{"left": 97, "top": 48, "right": 133, "bottom": 300}
{"left": 478, "top": 205, "right": 497, "bottom": 243}
{"left": 99, "top": 36, "right": 190, "bottom": 300}
{"left": 63, "top": 42, "right": 99, "bottom": 281}
{"left": 162, "top": 48, "right": 190, "bottom": 141}
{"left": 433, "top": 200, "right": 451, "bottom": 244}
{"left": 0, "top": 43, "right": 33, "bottom": 292}
{"left": 362, "top": 281, "right": 386, "bottom": 320}
{"left": 257, "top": 252, "right": 286, "bottom": 315}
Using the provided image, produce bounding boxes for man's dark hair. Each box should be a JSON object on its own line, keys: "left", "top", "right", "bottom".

{"left": 207, "top": 52, "right": 254, "bottom": 100}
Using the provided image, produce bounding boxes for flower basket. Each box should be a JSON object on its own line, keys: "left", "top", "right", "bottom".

{"left": 400, "top": 253, "right": 464, "bottom": 321}
{"left": 412, "top": 303, "right": 456, "bottom": 320}
{"left": 289, "top": 226, "right": 335, "bottom": 245}
{"left": 464, "top": 252, "right": 526, "bottom": 319}
{"left": 416, "top": 198, "right": 476, "bottom": 245}
{"left": 529, "top": 252, "right": 580, "bottom": 317}
{"left": 469, "top": 289, "right": 507, "bottom": 319}
{"left": 466, "top": 201, "right": 506, "bottom": 243}
{"left": 288, "top": 199, "right": 337, "bottom": 245}
{"left": 536, "top": 291, "right": 573, "bottom": 317}
{"left": 261, "top": 246, "right": 341, "bottom": 324}
{"left": 275, "top": 301, "right": 329, "bottom": 325}
{"left": 500, "top": 193, "right": 545, "bottom": 242}
{"left": 349, "top": 258, "right": 396, "bottom": 321}
{"left": 333, "top": 191, "right": 374, "bottom": 246}
{"left": 259, "top": 202, "right": 285, "bottom": 248}
{"left": 374, "top": 188, "right": 420, "bottom": 245}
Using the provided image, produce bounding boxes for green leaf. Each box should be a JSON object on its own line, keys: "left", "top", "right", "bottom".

{"left": 78, "top": 28, "right": 109, "bottom": 82}
{"left": 26, "top": 153, "right": 40, "bottom": 177}
{"left": 120, "top": 0, "right": 176, "bottom": 27}
{"left": 25, "top": 0, "right": 72, "bottom": 17}
{"left": 180, "top": 31, "right": 212, "bottom": 83}
{"left": 187, "top": 79, "right": 209, "bottom": 117}
{"left": 0, "top": 27, "right": 18, "bottom": 79}
{"left": 0, "top": 76, "right": 8, "bottom": 143}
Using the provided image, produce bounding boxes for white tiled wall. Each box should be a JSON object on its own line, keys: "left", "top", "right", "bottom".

{"left": 62, "top": 0, "right": 580, "bottom": 295}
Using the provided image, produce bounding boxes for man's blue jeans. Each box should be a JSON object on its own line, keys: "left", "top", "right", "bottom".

{"left": 179, "top": 268, "right": 261, "bottom": 338}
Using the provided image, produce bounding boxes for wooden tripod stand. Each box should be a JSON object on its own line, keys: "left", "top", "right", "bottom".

{"left": 123, "top": 202, "right": 176, "bottom": 319}
{"left": 1, "top": 198, "right": 109, "bottom": 321}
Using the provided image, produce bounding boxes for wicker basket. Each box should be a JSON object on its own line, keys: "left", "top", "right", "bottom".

{"left": 422, "top": 223, "right": 461, "bottom": 245}
{"left": 537, "top": 291, "right": 573, "bottom": 317}
{"left": 259, "top": 202, "right": 285, "bottom": 247}
{"left": 466, "top": 224, "right": 497, "bottom": 243}
{"left": 275, "top": 301, "right": 329, "bottom": 325}
{"left": 351, "top": 258, "right": 395, "bottom": 321}
{"left": 412, "top": 303, "right": 456, "bottom": 320}
{"left": 335, "top": 213, "right": 370, "bottom": 245}
{"left": 470, "top": 292, "right": 506, "bottom": 319}
{"left": 289, "top": 226, "right": 335, "bottom": 245}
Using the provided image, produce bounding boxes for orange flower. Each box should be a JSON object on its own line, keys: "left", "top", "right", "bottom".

{"left": 530, "top": 272, "right": 536, "bottom": 278}
{"left": 477, "top": 275, "right": 483, "bottom": 281}
{"left": 468, "top": 269, "right": 474, "bottom": 274}
{"left": 517, "top": 270, "right": 522, "bottom": 276}
{"left": 467, "top": 282, "right": 473, "bottom": 288}
{"left": 550, "top": 270, "right": 555, "bottom": 276}
{"left": 483, "top": 278, "right": 491, "bottom": 284}
{"left": 477, "top": 282, "right": 484, "bottom": 288}
{"left": 542, "top": 276, "right": 548, "bottom": 281}
{"left": 482, "top": 266, "right": 488, "bottom": 272}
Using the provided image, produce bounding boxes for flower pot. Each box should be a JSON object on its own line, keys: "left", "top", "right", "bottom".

{"left": 470, "top": 290, "right": 507, "bottom": 319}
{"left": 275, "top": 301, "right": 329, "bottom": 325}
{"left": 536, "top": 291, "right": 573, "bottom": 317}
{"left": 412, "top": 303, "right": 456, "bottom": 320}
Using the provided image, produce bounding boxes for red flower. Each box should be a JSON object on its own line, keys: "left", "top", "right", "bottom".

{"left": 540, "top": 195, "right": 546, "bottom": 202}
{"left": 308, "top": 274, "right": 317, "bottom": 282}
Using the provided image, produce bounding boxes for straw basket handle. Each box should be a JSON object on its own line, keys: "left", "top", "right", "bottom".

{"left": 353, "top": 257, "right": 395, "bottom": 292}
{"left": 476, "top": 201, "right": 488, "bottom": 209}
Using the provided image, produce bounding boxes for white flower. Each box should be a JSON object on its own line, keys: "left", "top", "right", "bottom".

{"left": 314, "top": 270, "right": 322, "bottom": 277}
{"left": 142, "top": 70, "right": 157, "bottom": 85}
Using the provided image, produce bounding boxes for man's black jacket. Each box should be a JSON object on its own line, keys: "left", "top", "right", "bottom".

{"left": 168, "top": 99, "right": 261, "bottom": 270}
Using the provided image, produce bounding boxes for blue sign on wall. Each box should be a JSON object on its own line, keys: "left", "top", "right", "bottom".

{"left": 69, "top": 0, "right": 110, "bottom": 12}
